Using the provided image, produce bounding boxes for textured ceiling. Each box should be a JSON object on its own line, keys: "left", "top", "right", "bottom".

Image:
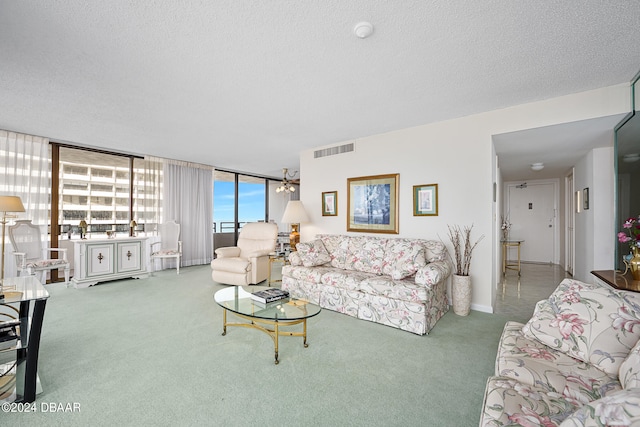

{"left": 1, "top": 1, "right": 639, "bottom": 178}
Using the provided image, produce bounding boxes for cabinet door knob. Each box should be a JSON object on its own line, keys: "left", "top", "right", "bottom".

{"left": 126, "top": 250, "right": 132, "bottom": 260}
{"left": 97, "top": 253, "right": 104, "bottom": 263}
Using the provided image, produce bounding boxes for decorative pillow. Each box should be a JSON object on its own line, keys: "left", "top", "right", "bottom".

{"left": 619, "top": 339, "right": 640, "bottom": 390}
{"left": 296, "top": 239, "right": 332, "bottom": 267}
{"left": 348, "top": 236, "right": 386, "bottom": 275}
{"left": 382, "top": 239, "right": 426, "bottom": 280}
{"left": 559, "top": 388, "right": 640, "bottom": 427}
{"left": 522, "top": 279, "right": 640, "bottom": 376}
{"left": 288, "top": 251, "right": 303, "bottom": 267}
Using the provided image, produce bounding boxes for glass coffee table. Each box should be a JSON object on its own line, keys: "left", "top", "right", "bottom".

{"left": 214, "top": 286, "right": 321, "bottom": 364}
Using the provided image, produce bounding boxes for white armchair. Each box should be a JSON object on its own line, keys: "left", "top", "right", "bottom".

{"left": 8, "top": 220, "right": 70, "bottom": 284}
{"left": 211, "top": 222, "right": 278, "bottom": 286}
{"left": 150, "top": 221, "right": 182, "bottom": 274}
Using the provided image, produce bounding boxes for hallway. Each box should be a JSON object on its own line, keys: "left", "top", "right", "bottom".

{"left": 493, "top": 262, "right": 571, "bottom": 322}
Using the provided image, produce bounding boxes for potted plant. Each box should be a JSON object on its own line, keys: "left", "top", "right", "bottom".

{"left": 618, "top": 214, "right": 640, "bottom": 280}
{"left": 447, "top": 224, "right": 484, "bottom": 316}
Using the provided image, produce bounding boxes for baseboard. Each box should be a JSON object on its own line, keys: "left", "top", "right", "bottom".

{"left": 471, "top": 303, "right": 493, "bottom": 314}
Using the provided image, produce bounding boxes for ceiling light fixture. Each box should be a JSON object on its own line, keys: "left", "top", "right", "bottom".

{"left": 275, "top": 168, "right": 298, "bottom": 193}
{"left": 353, "top": 22, "right": 374, "bottom": 39}
{"left": 530, "top": 162, "right": 544, "bottom": 171}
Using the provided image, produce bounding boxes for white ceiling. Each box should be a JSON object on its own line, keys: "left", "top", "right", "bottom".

{"left": 1, "top": 1, "right": 639, "bottom": 179}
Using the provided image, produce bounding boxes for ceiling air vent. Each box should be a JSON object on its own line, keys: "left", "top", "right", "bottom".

{"left": 314, "top": 142, "right": 355, "bottom": 159}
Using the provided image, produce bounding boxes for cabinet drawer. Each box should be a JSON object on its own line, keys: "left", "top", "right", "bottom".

{"left": 87, "top": 243, "right": 114, "bottom": 277}
{"left": 118, "top": 241, "right": 142, "bottom": 272}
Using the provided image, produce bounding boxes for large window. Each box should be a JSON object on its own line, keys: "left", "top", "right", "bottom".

{"left": 57, "top": 147, "right": 159, "bottom": 238}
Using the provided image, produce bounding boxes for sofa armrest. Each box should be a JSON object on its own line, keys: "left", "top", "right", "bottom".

{"left": 215, "top": 247, "right": 241, "bottom": 258}
{"left": 415, "top": 260, "right": 451, "bottom": 286}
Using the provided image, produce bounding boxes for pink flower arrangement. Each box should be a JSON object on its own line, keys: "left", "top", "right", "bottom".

{"left": 618, "top": 215, "right": 640, "bottom": 250}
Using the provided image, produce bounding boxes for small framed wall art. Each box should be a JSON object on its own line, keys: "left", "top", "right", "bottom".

{"left": 583, "top": 187, "right": 589, "bottom": 210}
{"left": 322, "top": 191, "right": 337, "bottom": 216}
{"left": 347, "top": 173, "right": 399, "bottom": 233}
{"left": 413, "top": 183, "right": 438, "bottom": 216}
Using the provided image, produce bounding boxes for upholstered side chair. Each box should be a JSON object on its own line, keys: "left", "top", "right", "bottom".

{"left": 211, "top": 222, "right": 278, "bottom": 286}
{"left": 8, "top": 220, "right": 70, "bottom": 284}
{"left": 150, "top": 220, "right": 182, "bottom": 274}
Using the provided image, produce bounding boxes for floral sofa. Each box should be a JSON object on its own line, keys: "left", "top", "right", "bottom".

{"left": 281, "top": 234, "right": 452, "bottom": 335}
{"left": 480, "top": 278, "right": 640, "bottom": 426}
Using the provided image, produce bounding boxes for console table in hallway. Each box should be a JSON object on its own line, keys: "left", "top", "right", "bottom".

{"left": 501, "top": 239, "right": 524, "bottom": 276}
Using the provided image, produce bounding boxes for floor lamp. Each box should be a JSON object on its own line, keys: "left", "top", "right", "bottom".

{"left": 281, "top": 200, "right": 309, "bottom": 251}
{"left": 0, "top": 196, "right": 25, "bottom": 284}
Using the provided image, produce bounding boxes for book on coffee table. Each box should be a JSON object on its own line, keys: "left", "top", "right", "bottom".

{"left": 250, "top": 288, "right": 289, "bottom": 304}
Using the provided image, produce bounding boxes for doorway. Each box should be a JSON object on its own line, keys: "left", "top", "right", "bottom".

{"left": 504, "top": 179, "right": 559, "bottom": 264}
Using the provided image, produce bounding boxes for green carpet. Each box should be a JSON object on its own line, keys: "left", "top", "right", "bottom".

{"left": 3, "top": 265, "right": 510, "bottom": 426}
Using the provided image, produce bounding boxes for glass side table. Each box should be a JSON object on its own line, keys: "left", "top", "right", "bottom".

{"left": 267, "top": 252, "right": 288, "bottom": 286}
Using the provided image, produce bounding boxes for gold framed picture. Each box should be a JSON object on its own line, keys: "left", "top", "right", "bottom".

{"left": 347, "top": 173, "right": 399, "bottom": 234}
{"left": 413, "top": 184, "right": 438, "bottom": 216}
{"left": 322, "top": 191, "right": 337, "bottom": 216}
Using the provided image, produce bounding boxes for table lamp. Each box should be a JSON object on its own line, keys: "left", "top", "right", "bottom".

{"left": 1, "top": 196, "right": 25, "bottom": 283}
{"left": 281, "top": 200, "right": 309, "bottom": 251}
{"left": 130, "top": 220, "right": 137, "bottom": 237}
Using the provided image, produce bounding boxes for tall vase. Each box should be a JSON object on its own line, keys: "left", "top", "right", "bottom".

{"left": 630, "top": 247, "right": 640, "bottom": 281}
{"left": 452, "top": 274, "right": 472, "bottom": 316}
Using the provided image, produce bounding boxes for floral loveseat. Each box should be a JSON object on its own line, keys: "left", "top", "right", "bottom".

{"left": 281, "top": 234, "right": 452, "bottom": 335}
{"left": 480, "top": 278, "right": 640, "bottom": 426}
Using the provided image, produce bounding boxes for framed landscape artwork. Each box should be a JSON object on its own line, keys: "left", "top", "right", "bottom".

{"left": 347, "top": 173, "right": 399, "bottom": 234}
{"left": 322, "top": 191, "right": 337, "bottom": 216}
{"left": 413, "top": 183, "right": 438, "bottom": 216}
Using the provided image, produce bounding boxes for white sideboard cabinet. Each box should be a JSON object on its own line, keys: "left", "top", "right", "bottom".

{"left": 71, "top": 237, "right": 149, "bottom": 288}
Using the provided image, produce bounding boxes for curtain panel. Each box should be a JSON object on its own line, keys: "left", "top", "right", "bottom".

{"left": 162, "top": 160, "right": 213, "bottom": 267}
{"left": 0, "top": 130, "right": 51, "bottom": 278}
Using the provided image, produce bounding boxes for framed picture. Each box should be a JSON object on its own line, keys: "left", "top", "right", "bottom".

{"left": 347, "top": 173, "right": 399, "bottom": 234}
{"left": 583, "top": 187, "right": 589, "bottom": 210}
{"left": 413, "top": 184, "right": 438, "bottom": 216}
{"left": 322, "top": 191, "right": 337, "bottom": 216}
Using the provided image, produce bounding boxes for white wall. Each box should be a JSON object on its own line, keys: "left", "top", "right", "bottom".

{"left": 573, "top": 146, "right": 615, "bottom": 281}
{"left": 299, "top": 84, "right": 629, "bottom": 313}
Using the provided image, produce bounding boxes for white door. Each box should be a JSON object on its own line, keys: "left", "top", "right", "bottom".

{"left": 507, "top": 182, "right": 556, "bottom": 263}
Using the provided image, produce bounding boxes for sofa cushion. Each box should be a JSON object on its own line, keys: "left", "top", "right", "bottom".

{"left": 619, "top": 339, "right": 640, "bottom": 390}
{"left": 480, "top": 376, "right": 579, "bottom": 427}
{"left": 296, "top": 239, "right": 331, "bottom": 267}
{"left": 347, "top": 236, "right": 387, "bottom": 274}
{"left": 422, "top": 240, "right": 448, "bottom": 263}
{"left": 522, "top": 278, "right": 640, "bottom": 376}
{"left": 497, "top": 321, "right": 621, "bottom": 406}
{"left": 382, "top": 239, "right": 426, "bottom": 280}
{"left": 288, "top": 251, "right": 303, "bottom": 266}
{"left": 559, "top": 388, "right": 640, "bottom": 427}
{"left": 281, "top": 264, "right": 330, "bottom": 284}
{"left": 359, "top": 276, "right": 429, "bottom": 303}
{"left": 320, "top": 270, "right": 375, "bottom": 291}
{"left": 318, "top": 234, "right": 351, "bottom": 270}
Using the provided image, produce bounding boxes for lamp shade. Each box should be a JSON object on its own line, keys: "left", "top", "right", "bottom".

{"left": 281, "top": 200, "right": 309, "bottom": 224}
{"left": 0, "top": 196, "right": 25, "bottom": 213}
{"left": 79, "top": 220, "right": 87, "bottom": 228}
{"left": 130, "top": 220, "right": 137, "bottom": 227}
